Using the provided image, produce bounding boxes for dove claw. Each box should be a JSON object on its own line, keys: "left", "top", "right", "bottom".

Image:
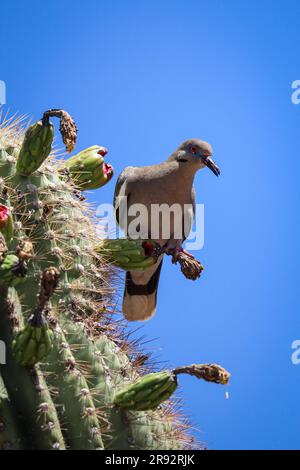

{"left": 163, "top": 244, "right": 195, "bottom": 264}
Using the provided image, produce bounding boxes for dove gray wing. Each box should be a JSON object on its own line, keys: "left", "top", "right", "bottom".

{"left": 182, "top": 186, "right": 196, "bottom": 242}
{"left": 113, "top": 167, "right": 133, "bottom": 227}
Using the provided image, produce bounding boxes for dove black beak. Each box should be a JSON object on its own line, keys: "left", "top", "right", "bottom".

{"left": 203, "top": 156, "right": 220, "bottom": 177}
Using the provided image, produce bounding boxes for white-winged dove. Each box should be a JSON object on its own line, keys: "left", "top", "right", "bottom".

{"left": 114, "top": 139, "right": 220, "bottom": 322}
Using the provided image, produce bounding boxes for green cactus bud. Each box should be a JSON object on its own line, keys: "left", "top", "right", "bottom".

{"left": 0, "top": 204, "right": 13, "bottom": 243}
{"left": 0, "top": 254, "right": 27, "bottom": 287}
{"left": 61, "top": 145, "right": 114, "bottom": 190}
{"left": 16, "top": 120, "right": 54, "bottom": 176}
{"left": 12, "top": 315, "right": 54, "bottom": 367}
{"left": 114, "top": 364, "right": 231, "bottom": 411}
{"left": 95, "top": 238, "right": 163, "bottom": 271}
{"left": 114, "top": 371, "right": 178, "bottom": 411}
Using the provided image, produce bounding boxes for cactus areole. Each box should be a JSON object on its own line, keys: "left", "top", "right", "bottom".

{"left": 0, "top": 109, "right": 230, "bottom": 450}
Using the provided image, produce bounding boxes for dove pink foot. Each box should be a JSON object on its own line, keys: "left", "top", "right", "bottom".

{"left": 163, "top": 244, "right": 195, "bottom": 264}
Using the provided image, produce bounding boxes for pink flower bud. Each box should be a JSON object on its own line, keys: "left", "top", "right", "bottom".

{"left": 0, "top": 204, "right": 13, "bottom": 243}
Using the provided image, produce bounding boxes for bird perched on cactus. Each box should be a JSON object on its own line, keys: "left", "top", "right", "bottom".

{"left": 114, "top": 140, "right": 220, "bottom": 321}
{"left": 0, "top": 109, "right": 229, "bottom": 450}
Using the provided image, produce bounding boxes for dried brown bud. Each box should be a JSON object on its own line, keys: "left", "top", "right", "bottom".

{"left": 42, "top": 109, "right": 77, "bottom": 153}
{"left": 173, "top": 363, "right": 230, "bottom": 385}
{"left": 59, "top": 110, "right": 77, "bottom": 153}
{"left": 177, "top": 252, "right": 203, "bottom": 280}
{"left": 16, "top": 240, "right": 34, "bottom": 260}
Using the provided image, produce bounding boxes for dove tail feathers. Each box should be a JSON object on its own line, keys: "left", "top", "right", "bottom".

{"left": 122, "top": 258, "right": 163, "bottom": 321}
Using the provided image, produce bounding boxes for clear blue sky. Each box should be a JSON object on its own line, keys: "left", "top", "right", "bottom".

{"left": 1, "top": 0, "right": 300, "bottom": 450}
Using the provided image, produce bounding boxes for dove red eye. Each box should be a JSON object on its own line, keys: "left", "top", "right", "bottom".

{"left": 190, "top": 146, "right": 197, "bottom": 154}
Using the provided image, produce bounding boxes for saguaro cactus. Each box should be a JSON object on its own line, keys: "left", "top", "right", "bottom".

{"left": 0, "top": 109, "right": 229, "bottom": 450}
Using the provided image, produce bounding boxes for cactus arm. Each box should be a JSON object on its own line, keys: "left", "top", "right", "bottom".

{"left": 42, "top": 326, "right": 104, "bottom": 450}
{"left": 60, "top": 318, "right": 182, "bottom": 450}
{"left": 0, "top": 287, "right": 66, "bottom": 449}
{"left": 0, "top": 372, "right": 23, "bottom": 449}
{"left": 59, "top": 318, "right": 160, "bottom": 450}
{"left": 56, "top": 319, "right": 129, "bottom": 449}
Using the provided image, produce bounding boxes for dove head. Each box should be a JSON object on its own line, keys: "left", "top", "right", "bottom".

{"left": 171, "top": 139, "right": 220, "bottom": 176}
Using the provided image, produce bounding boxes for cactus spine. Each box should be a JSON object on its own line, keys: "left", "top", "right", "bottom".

{"left": 0, "top": 109, "right": 229, "bottom": 450}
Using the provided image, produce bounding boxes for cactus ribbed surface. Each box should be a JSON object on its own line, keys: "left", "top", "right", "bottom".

{"left": 0, "top": 110, "right": 229, "bottom": 450}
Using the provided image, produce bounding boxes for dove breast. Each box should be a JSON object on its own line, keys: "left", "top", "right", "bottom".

{"left": 114, "top": 161, "right": 195, "bottom": 245}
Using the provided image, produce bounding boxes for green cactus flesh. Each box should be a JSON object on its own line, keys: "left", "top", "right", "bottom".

{"left": 114, "top": 371, "right": 179, "bottom": 411}
{"left": 0, "top": 113, "right": 196, "bottom": 450}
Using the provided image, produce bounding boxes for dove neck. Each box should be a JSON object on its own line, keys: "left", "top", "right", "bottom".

{"left": 176, "top": 163, "right": 198, "bottom": 185}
